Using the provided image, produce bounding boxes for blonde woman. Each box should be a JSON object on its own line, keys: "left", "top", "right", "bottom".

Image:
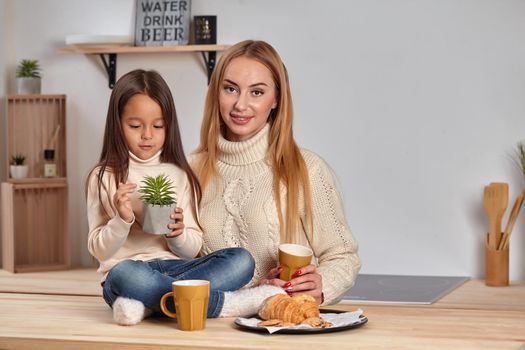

{"left": 192, "top": 40, "right": 361, "bottom": 305}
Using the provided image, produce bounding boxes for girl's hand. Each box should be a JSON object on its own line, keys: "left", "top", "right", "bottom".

{"left": 113, "top": 182, "right": 136, "bottom": 223}
{"left": 165, "top": 207, "right": 184, "bottom": 238}
{"left": 260, "top": 264, "right": 324, "bottom": 304}
{"left": 259, "top": 265, "right": 283, "bottom": 286}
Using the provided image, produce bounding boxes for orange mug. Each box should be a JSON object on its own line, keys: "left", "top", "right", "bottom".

{"left": 160, "top": 280, "right": 210, "bottom": 331}
{"left": 278, "top": 244, "right": 313, "bottom": 281}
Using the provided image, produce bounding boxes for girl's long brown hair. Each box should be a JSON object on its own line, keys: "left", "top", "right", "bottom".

{"left": 86, "top": 69, "right": 201, "bottom": 220}
{"left": 193, "top": 40, "right": 313, "bottom": 243}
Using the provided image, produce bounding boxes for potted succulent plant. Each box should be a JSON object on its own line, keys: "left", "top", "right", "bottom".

{"left": 139, "top": 174, "right": 177, "bottom": 235}
{"left": 16, "top": 59, "right": 42, "bottom": 94}
{"left": 9, "top": 154, "right": 29, "bottom": 179}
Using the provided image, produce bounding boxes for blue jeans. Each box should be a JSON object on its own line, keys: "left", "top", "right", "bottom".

{"left": 102, "top": 247, "right": 255, "bottom": 318}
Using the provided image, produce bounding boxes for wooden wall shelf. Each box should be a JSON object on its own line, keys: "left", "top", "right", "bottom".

{"left": 57, "top": 44, "right": 230, "bottom": 88}
{"left": 56, "top": 44, "right": 229, "bottom": 54}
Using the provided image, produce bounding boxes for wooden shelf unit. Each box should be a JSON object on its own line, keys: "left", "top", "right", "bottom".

{"left": 5, "top": 95, "right": 67, "bottom": 179}
{"left": 2, "top": 95, "right": 69, "bottom": 273}
{"left": 57, "top": 44, "right": 231, "bottom": 88}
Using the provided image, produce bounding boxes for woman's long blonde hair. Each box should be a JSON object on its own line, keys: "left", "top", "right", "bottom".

{"left": 193, "top": 40, "right": 313, "bottom": 243}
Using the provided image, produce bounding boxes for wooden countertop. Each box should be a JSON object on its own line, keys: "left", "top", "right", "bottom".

{"left": 0, "top": 270, "right": 523, "bottom": 349}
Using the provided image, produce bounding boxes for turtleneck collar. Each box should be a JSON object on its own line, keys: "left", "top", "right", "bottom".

{"left": 129, "top": 150, "right": 162, "bottom": 166}
{"left": 218, "top": 124, "right": 270, "bottom": 165}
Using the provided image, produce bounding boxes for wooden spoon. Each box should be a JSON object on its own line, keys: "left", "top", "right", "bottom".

{"left": 498, "top": 190, "right": 525, "bottom": 250}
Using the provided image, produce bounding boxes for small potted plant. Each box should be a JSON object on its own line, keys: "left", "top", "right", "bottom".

{"left": 9, "top": 154, "right": 29, "bottom": 179}
{"left": 16, "top": 59, "right": 42, "bottom": 94}
{"left": 139, "top": 174, "right": 177, "bottom": 235}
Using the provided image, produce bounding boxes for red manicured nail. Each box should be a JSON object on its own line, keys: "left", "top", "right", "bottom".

{"left": 283, "top": 281, "right": 291, "bottom": 288}
{"left": 292, "top": 270, "right": 302, "bottom": 277}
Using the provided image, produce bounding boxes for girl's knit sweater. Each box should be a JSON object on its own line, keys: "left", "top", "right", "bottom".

{"left": 87, "top": 151, "right": 202, "bottom": 279}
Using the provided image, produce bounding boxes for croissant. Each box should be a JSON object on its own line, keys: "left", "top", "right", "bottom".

{"left": 258, "top": 294, "right": 320, "bottom": 324}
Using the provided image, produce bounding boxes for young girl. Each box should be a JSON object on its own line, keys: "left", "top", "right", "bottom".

{"left": 86, "top": 69, "right": 284, "bottom": 326}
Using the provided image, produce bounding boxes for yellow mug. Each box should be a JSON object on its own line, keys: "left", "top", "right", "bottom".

{"left": 160, "top": 280, "right": 210, "bottom": 331}
{"left": 278, "top": 243, "right": 313, "bottom": 281}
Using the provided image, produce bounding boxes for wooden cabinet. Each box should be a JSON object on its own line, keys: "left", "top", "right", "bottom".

{"left": 1, "top": 95, "right": 70, "bottom": 272}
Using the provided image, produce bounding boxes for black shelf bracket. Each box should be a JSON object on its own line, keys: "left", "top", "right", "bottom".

{"left": 99, "top": 53, "right": 117, "bottom": 89}
{"left": 97, "top": 51, "right": 218, "bottom": 89}
{"left": 201, "top": 51, "right": 217, "bottom": 84}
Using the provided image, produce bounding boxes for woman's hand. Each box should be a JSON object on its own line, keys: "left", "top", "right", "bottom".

{"left": 113, "top": 182, "right": 137, "bottom": 223}
{"left": 259, "top": 264, "right": 324, "bottom": 304}
{"left": 165, "top": 207, "right": 185, "bottom": 238}
{"left": 285, "top": 264, "right": 323, "bottom": 304}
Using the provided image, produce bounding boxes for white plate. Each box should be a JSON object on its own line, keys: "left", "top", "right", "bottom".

{"left": 65, "top": 34, "right": 133, "bottom": 46}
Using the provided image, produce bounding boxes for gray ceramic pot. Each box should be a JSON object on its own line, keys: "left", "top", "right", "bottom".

{"left": 142, "top": 202, "right": 176, "bottom": 235}
{"left": 17, "top": 77, "right": 41, "bottom": 94}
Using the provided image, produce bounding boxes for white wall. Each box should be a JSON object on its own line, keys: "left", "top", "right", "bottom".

{"left": 2, "top": 0, "right": 525, "bottom": 280}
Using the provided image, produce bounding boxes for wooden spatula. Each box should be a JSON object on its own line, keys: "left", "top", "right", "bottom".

{"left": 484, "top": 183, "right": 509, "bottom": 250}
{"left": 490, "top": 182, "right": 509, "bottom": 245}
{"left": 484, "top": 185, "right": 500, "bottom": 249}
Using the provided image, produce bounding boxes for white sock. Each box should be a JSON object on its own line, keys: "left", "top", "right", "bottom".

{"left": 112, "top": 297, "right": 153, "bottom": 326}
{"left": 219, "top": 285, "right": 286, "bottom": 318}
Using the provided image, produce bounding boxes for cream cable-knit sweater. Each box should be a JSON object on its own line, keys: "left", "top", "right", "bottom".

{"left": 198, "top": 124, "right": 361, "bottom": 305}
{"left": 87, "top": 151, "right": 202, "bottom": 280}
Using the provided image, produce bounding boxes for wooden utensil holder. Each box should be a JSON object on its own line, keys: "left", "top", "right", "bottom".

{"left": 485, "top": 233, "right": 509, "bottom": 287}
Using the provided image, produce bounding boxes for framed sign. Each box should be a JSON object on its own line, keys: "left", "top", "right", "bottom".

{"left": 193, "top": 16, "right": 216, "bottom": 44}
{"left": 135, "top": 0, "right": 191, "bottom": 46}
